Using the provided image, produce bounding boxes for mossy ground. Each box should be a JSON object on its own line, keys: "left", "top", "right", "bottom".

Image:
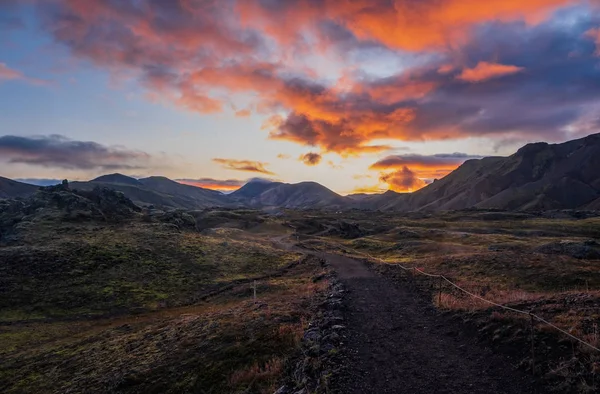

{"left": 0, "top": 210, "right": 325, "bottom": 393}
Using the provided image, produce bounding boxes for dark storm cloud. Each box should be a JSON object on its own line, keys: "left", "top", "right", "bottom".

{"left": 0, "top": 135, "right": 150, "bottom": 170}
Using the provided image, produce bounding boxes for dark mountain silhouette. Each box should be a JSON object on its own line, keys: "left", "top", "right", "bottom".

{"left": 3, "top": 133, "right": 600, "bottom": 211}
{"left": 70, "top": 175, "right": 231, "bottom": 209}
{"left": 92, "top": 173, "right": 143, "bottom": 186}
{"left": 362, "top": 133, "right": 600, "bottom": 211}
{"left": 0, "top": 177, "right": 39, "bottom": 199}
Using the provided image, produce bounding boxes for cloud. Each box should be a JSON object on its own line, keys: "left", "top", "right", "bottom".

{"left": 237, "top": 0, "right": 571, "bottom": 52}
{"left": 350, "top": 185, "right": 387, "bottom": 194}
{"left": 370, "top": 152, "right": 484, "bottom": 191}
{"left": 299, "top": 152, "right": 322, "bottom": 166}
{"left": 0, "top": 63, "right": 49, "bottom": 86}
{"left": 0, "top": 135, "right": 150, "bottom": 170}
{"left": 327, "top": 160, "right": 343, "bottom": 169}
{"left": 585, "top": 28, "right": 600, "bottom": 55}
{"left": 212, "top": 158, "right": 275, "bottom": 175}
{"left": 177, "top": 178, "right": 245, "bottom": 191}
{"left": 277, "top": 154, "right": 291, "bottom": 160}
{"left": 31, "top": 0, "right": 600, "bottom": 155}
{"left": 380, "top": 167, "right": 427, "bottom": 193}
{"left": 456, "top": 62, "right": 524, "bottom": 82}
{"left": 370, "top": 153, "right": 483, "bottom": 170}
{"left": 235, "top": 109, "right": 252, "bottom": 117}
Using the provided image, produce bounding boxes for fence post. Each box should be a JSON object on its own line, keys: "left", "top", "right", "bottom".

{"left": 530, "top": 313, "right": 536, "bottom": 375}
{"left": 253, "top": 280, "right": 257, "bottom": 302}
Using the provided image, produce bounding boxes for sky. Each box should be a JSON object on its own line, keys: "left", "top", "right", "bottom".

{"left": 1, "top": 0, "right": 599, "bottom": 195}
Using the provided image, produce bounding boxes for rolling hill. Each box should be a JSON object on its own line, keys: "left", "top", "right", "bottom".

{"left": 0, "top": 177, "right": 39, "bottom": 199}
{"left": 69, "top": 174, "right": 232, "bottom": 209}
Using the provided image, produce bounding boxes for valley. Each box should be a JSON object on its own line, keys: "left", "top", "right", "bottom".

{"left": 1, "top": 183, "right": 599, "bottom": 393}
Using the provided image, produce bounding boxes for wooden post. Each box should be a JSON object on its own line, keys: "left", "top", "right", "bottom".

{"left": 253, "top": 280, "right": 257, "bottom": 302}
{"left": 530, "top": 313, "right": 536, "bottom": 375}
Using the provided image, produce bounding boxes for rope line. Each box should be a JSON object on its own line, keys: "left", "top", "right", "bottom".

{"left": 363, "top": 252, "right": 600, "bottom": 352}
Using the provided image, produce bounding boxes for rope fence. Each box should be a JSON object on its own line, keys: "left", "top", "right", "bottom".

{"left": 363, "top": 252, "right": 600, "bottom": 354}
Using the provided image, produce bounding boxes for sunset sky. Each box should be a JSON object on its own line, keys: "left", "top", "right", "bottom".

{"left": 1, "top": 0, "right": 599, "bottom": 194}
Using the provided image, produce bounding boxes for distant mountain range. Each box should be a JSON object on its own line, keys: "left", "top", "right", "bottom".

{"left": 2, "top": 133, "right": 600, "bottom": 211}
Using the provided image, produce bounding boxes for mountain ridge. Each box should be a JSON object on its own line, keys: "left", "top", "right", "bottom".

{"left": 2, "top": 133, "right": 600, "bottom": 211}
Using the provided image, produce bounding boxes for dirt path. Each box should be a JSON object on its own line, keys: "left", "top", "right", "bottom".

{"left": 318, "top": 251, "right": 540, "bottom": 394}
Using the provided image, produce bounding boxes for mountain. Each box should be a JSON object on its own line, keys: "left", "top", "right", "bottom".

{"left": 233, "top": 180, "right": 347, "bottom": 209}
{"left": 3, "top": 133, "right": 600, "bottom": 211}
{"left": 230, "top": 179, "right": 283, "bottom": 200}
{"left": 373, "top": 133, "right": 600, "bottom": 211}
{"left": 92, "top": 173, "right": 143, "bottom": 186}
{"left": 348, "top": 190, "right": 412, "bottom": 211}
{"left": 70, "top": 174, "right": 231, "bottom": 210}
{"left": 0, "top": 177, "right": 40, "bottom": 199}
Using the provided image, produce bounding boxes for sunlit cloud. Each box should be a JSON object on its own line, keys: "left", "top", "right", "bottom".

{"left": 212, "top": 158, "right": 276, "bottom": 175}
{"left": 370, "top": 152, "right": 483, "bottom": 192}
{"left": 299, "top": 152, "right": 322, "bottom": 166}
{"left": 350, "top": 185, "right": 387, "bottom": 194}
{"left": 19, "top": 0, "right": 600, "bottom": 164}
{"left": 456, "top": 62, "right": 524, "bottom": 82}
{"left": 177, "top": 178, "right": 245, "bottom": 192}
{"left": 380, "top": 167, "right": 427, "bottom": 193}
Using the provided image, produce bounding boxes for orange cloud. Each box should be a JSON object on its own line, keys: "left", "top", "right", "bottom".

{"left": 39, "top": 0, "right": 592, "bottom": 157}
{"left": 585, "top": 28, "right": 600, "bottom": 56}
{"left": 277, "top": 154, "right": 291, "bottom": 160}
{"left": 177, "top": 178, "right": 244, "bottom": 191}
{"left": 299, "top": 152, "right": 322, "bottom": 166}
{"left": 235, "top": 109, "right": 252, "bottom": 117}
{"left": 457, "top": 62, "right": 524, "bottom": 82}
{"left": 238, "top": 0, "right": 570, "bottom": 52}
{"left": 380, "top": 167, "right": 428, "bottom": 193}
{"left": 212, "top": 158, "right": 276, "bottom": 175}
{"left": 327, "top": 160, "right": 343, "bottom": 169}
{"left": 350, "top": 185, "right": 387, "bottom": 194}
{"left": 370, "top": 153, "right": 483, "bottom": 191}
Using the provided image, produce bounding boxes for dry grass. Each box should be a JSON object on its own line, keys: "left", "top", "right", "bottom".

{"left": 229, "top": 357, "right": 285, "bottom": 392}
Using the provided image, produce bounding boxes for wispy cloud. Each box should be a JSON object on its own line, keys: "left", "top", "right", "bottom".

{"left": 0, "top": 63, "right": 50, "bottom": 86}
{"left": 456, "top": 62, "right": 524, "bottom": 82}
{"left": 212, "top": 158, "right": 276, "bottom": 175}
